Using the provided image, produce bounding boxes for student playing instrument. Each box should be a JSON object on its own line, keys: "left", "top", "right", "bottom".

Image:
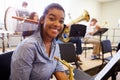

{"left": 83, "top": 18, "right": 101, "bottom": 60}
{"left": 22, "top": 12, "right": 39, "bottom": 39}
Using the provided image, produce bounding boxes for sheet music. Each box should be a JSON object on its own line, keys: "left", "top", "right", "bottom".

{"left": 93, "top": 28, "right": 108, "bottom": 36}
{"left": 95, "top": 50, "right": 120, "bottom": 80}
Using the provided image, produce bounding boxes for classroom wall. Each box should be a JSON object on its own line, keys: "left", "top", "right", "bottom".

{"left": 65, "top": 0, "right": 101, "bottom": 24}
{"left": 101, "top": 0, "right": 120, "bottom": 43}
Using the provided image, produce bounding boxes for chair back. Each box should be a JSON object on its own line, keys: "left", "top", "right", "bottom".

{"left": 101, "top": 40, "right": 112, "bottom": 53}
{"left": 0, "top": 51, "right": 13, "bottom": 80}
{"left": 101, "top": 40, "right": 112, "bottom": 64}
{"left": 59, "top": 43, "right": 77, "bottom": 62}
{"left": 59, "top": 43, "right": 80, "bottom": 69}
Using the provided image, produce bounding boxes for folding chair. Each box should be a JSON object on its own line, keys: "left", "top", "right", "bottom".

{"left": 116, "top": 42, "right": 120, "bottom": 52}
{"left": 0, "top": 51, "right": 13, "bottom": 80}
{"left": 82, "top": 42, "right": 93, "bottom": 58}
{"left": 59, "top": 42, "right": 82, "bottom": 69}
{"left": 101, "top": 40, "right": 113, "bottom": 64}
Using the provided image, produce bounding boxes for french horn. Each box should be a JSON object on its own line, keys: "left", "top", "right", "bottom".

{"left": 59, "top": 10, "right": 90, "bottom": 42}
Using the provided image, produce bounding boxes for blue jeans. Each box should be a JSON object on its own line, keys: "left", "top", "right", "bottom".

{"left": 69, "top": 37, "right": 82, "bottom": 55}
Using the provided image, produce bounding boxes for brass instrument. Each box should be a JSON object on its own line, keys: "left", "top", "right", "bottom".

{"left": 60, "top": 10, "right": 90, "bottom": 42}
{"left": 54, "top": 57, "right": 74, "bottom": 80}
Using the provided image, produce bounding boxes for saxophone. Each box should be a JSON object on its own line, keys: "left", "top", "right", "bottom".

{"left": 60, "top": 10, "right": 90, "bottom": 42}
{"left": 54, "top": 57, "right": 75, "bottom": 80}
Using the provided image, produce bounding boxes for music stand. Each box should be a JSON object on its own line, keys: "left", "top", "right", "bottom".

{"left": 69, "top": 24, "right": 86, "bottom": 38}
{"left": 93, "top": 28, "right": 108, "bottom": 41}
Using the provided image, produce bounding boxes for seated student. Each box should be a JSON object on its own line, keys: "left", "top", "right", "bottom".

{"left": 83, "top": 18, "right": 101, "bottom": 60}
{"left": 22, "top": 12, "right": 39, "bottom": 39}
{"left": 10, "top": 3, "right": 68, "bottom": 80}
{"left": 57, "top": 24, "right": 82, "bottom": 62}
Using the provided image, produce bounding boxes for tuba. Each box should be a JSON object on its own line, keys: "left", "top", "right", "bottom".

{"left": 59, "top": 10, "right": 90, "bottom": 42}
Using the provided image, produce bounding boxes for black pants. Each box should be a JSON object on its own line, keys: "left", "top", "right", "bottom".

{"left": 22, "top": 30, "right": 35, "bottom": 39}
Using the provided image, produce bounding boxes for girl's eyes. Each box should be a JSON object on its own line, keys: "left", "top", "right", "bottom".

{"left": 49, "top": 17, "right": 64, "bottom": 24}
{"left": 59, "top": 20, "right": 64, "bottom": 24}
{"left": 49, "top": 17, "right": 55, "bottom": 21}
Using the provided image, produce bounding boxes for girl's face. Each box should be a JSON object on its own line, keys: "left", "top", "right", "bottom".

{"left": 33, "top": 13, "right": 39, "bottom": 21}
{"left": 42, "top": 8, "right": 65, "bottom": 39}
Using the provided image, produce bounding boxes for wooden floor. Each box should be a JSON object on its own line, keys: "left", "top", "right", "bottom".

{"left": 80, "top": 49, "right": 120, "bottom": 80}
{"left": 1, "top": 46, "right": 120, "bottom": 80}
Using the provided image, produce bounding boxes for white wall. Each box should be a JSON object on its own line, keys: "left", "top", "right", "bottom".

{"left": 101, "top": 0, "right": 120, "bottom": 28}
{"left": 65, "top": 0, "right": 101, "bottom": 24}
{"left": 101, "top": 0, "right": 120, "bottom": 43}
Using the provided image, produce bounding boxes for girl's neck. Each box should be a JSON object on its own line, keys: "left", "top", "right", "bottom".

{"left": 43, "top": 36, "right": 52, "bottom": 43}
{"left": 43, "top": 37, "right": 52, "bottom": 57}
